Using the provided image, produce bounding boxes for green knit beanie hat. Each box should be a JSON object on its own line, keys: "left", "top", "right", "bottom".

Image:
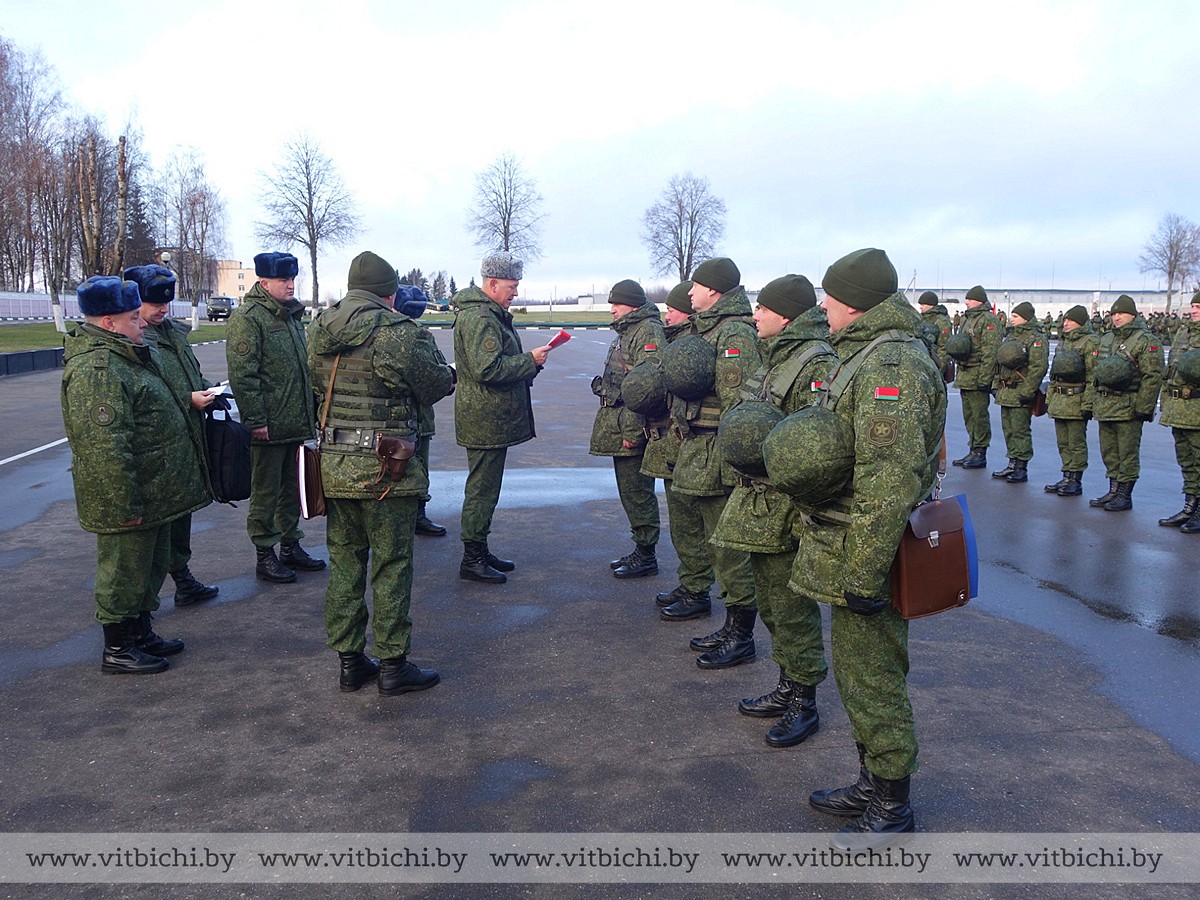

{"left": 1065, "top": 305, "right": 1090, "bottom": 325}
{"left": 608, "top": 279, "right": 646, "bottom": 308}
{"left": 347, "top": 251, "right": 399, "bottom": 297}
{"left": 918, "top": 290, "right": 939, "bottom": 306}
{"left": 821, "top": 248, "right": 897, "bottom": 311}
{"left": 1111, "top": 294, "right": 1138, "bottom": 316}
{"left": 965, "top": 285, "right": 989, "bottom": 303}
{"left": 757, "top": 275, "right": 817, "bottom": 321}
{"left": 1191, "top": 290, "right": 1200, "bottom": 305}
{"left": 1011, "top": 301, "right": 1036, "bottom": 321}
{"left": 666, "top": 281, "right": 695, "bottom": 313}
{"left": 691, "top": 257, "right": 740, "bottom": 294}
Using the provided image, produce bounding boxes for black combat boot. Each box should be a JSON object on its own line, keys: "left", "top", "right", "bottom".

{"left": 951, "top": 449, "right": 972, "bottom": 466}
{"left": 960, "top": 448, "right": 987, "bottom": 469}
{"left": 338, "top": 651, "right": 380, "bottom": 693}
{"left": 1005, "top": 459, "right": 1028, "bottom": 483}
{"left": 1044, "top": 471, "right": 1071, "bottom": 493}
{"left": 256, "top": 546, "right": 297, "bottom": 583}
{"left": 101, "top": 621, "right": 169, "bottom": 675}
{"left": 613, "top": 544, "right": 657, "bottom": 579}
{"left": 135, "top": 611, "right": 184, "bottom": 656}
{"left": 695, "top": 606, "right": 756, "bottom": 669}
{"left": 1089, "top": 478, "right": 1118, "bottom": 508}
{"left": 1057, "top": 471, "right": 1083, "bottom": 496}
{"left": 1158, "top": 494, "right": 1198, "bottom": 527}
{"left": 765, "top": 683, "right": 819, "bottom": 747}
{"left": 830, "top": 773, "right": 916, "bottom": 850}
{"left": 414, "top": 503, "right": 447, "bottom": 537}
{"left": 482, "top": 542, "right": 515, "bottom": 572}
{"left": 171, "top": 566, "right": 219, "bottom": 607}
{"left": 810, "top": 744, "right": 873, "bottom": 817}
{"left": 611, "top": 547, "right": 637, "bottom": 570}
{"left": 280, "top": 541, "right": 326, "bottom": 571}
{"left": 738, "top": 668, "right": 797, "bottom": 717}
{"left": 659, "top": 588, "right": 711, "bottom": 621}
{"left": 1104, "top": 481, "right": 1134, "bottom": 512}
{"left": 656, "top": 584, "right": 690, "bottom": 607}
{"left": 1181, "top": 506, "right": 1200, "bottom": 534}
{"left": 690, "top": 607, "right": 734, "bottom": 651}
{"left": 460, "top": 542, "right": 506, "bottom": 583}
{"left": 991, "top": 458, "right": 1016, "bottom": 479}
{"left": 378, "top": 656, "right": 440, "bottom": 695}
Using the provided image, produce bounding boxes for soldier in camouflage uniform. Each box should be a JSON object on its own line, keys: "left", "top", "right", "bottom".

{"left": 951, "top": 285, "right": 1001, "bottom": 468}
{"left": 917, "top": 291, "right": 952, "bottom": 376}
{"left": 643, "top": 283, "right": 718, "bottom": 612}
{"left": 394, "top": 285, "right": 449, "bottom": 537}
{"left": 123, "top": 265, "right": 222, "bottom": 606}
{"left": 1043, "top": 305, "right": 1098, "bottom": 496}
{"left": 452, "top": 252, "right": 552, "bottom": 583}
{"left": 787, "top": 249, "right": 946, "bottom": 847}
{"left": 1157, "top": 291, "right": 1200, "bottom": 531}
{"left": 711, "top": 275, "right": 835, "bottom": 748}
{"left": 309, "top": 252, "right": 455, "bottom": 696}
{"left": 1088, "top": 295, "right": 1164, "bottom": 512}
{"left": 590, "top": 280, "right": 666, "bottom": 578}
{"left": 659, "top": 257, "right": 761, "bottom": 671}
{"left": 226, "top": 252, "right": 324, "bottom": 582}
{"left": 990, "top": 302, "right": 1049, "bottom": 483}
{"left": 62, "top": 276, "right": 211, "bottom": 674}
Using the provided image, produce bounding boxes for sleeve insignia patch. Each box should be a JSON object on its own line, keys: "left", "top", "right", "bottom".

{"left": 867, "top": 415, "right": 900, "bottom": 447}
{"left": 723, "top": 348, "right": 740, "bottom": 357}
{"left": 874, "top": 386, "right": 901, "bottom": 401}
{"left": 90, "top": 403, "right": 116, "bottom": 427}
{"left": 234, "top": 340, "right": 251, "bottom": 356}
{"left": 482, "top": 336, "right": 500, "bottom": 353}
{"left": 721, "top": 368, "right": 742, "bottom": 387}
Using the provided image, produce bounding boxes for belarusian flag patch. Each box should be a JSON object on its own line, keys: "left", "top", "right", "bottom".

{"left": 723, "top": 348, "right": 740, "bottom": 357}
{"left": 643, "top": 344, "right": 658, "bottom": 351}
{"left": 875, "top": 386, "right": 901, "bottom": 401}
{"left": 810, "top": 381, "right": 824, "bottom": 392}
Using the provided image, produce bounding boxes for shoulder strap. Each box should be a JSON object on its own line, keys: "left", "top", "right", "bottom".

{"left": 765, "top": 341, "right": 835, "bottom": 406}
{"left": 319, "top": 355, "right": 342, "bottom": 439}
{"left": 819, "top": 330, "right": 924, "bottom": 410}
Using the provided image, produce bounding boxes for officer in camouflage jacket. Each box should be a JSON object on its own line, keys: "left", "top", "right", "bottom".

{"left": 1157, "top": 291, "right": 1200, "bottom": 531}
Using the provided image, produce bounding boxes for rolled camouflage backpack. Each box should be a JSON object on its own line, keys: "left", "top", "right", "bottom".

{"left": 763, "top": 405, "right": 854, "bottom": 507}
{"left": 1175, "top": 349, "right": 1200, "bottom": 387}
{"left": 946, "top": 332, "right": 973, "bottom": 362}
{"left": 996, "top": 339, "right": 1028, "bottom": 370}
{"left": 1049, "top": 347, "right": 1086, "bottom": 381}
{"left": 660, "top": 334, "right": 716, "bottom": 401}
{"left": 1094, "top": 354, "right": 1136, "bottom": 391}
{"left": 621, "top": 360, "right": 669, "bottom": 418}
{"left": 717, "top": 400, "right": 784, "bottom": 477}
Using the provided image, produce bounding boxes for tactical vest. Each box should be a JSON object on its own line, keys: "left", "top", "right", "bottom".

{"left": 313, "top": 327, "right": 417, "bottom": 453}
{"left": 741, "top": 341, "right": 836, "bottom": 409}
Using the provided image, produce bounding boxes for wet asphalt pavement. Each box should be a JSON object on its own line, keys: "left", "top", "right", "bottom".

{"left": 0, "top": 328, "right": 1197, "bottom": 900}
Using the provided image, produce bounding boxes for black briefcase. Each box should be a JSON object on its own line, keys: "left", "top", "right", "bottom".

{"left": 205, "top": 401, "right": 252, "bottom": 503}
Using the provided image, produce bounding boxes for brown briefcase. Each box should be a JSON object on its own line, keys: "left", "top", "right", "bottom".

{"left": 889, "top": 498, "right": 970, "bottom": 620}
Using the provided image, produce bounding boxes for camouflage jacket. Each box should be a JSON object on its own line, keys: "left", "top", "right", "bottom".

{"left": 144, "top": 317, "right": 213, "bottom": 449}
{"left": 589, "top": 304, "right": 666, "bottom": 456}
{"left": 712, "top": 307, "right": 837, "bottom": 555}
{"left": 61, "top": 323, "right": 210, "bottom": 534}
{"left": 920, "top": 305, "right": 953, "bottom": 371}
{"left": 1046, "top": 323, "right": 1098, "bottom": 420}
{"left": 309, "top": 291, "right": 455, "bottom": 499}
{"left": 451, "top": 285, "right": 540, "bottom": 449}
{"left": 225, "top": 282, "right": 315, "bottom": 444}
{"left": 639, "top": 320, "right": 689, "bottom": 480}
{"left": 790, "top": 296, "right": 947, "bottom": 606}
{"left": 416, "top": 330, "right": 449, "bottom": 438}
{"left": 952, "top": 304, "right": 1002, "bottom": 390}
{"left": 1092, "top": 319, "right": 1164, "bottom": 422}
{"left": 670, "top": 287, "right": 762, "bottom": 496}
{"left": 993, "top": 321, "right": 1049, "bottom": 407}
{"left": 1159, "top": 319, "right": 1200, "bottom": 429}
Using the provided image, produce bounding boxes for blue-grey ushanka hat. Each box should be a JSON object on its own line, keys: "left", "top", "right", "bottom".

{"left": 122, "top": 265, "right": 176, "bottom": 304}
{"left": 254, "top": 252, "right": 299, "bottom": 279}
{"left": 78, "top": 275, "right": 141, "bottom": 317}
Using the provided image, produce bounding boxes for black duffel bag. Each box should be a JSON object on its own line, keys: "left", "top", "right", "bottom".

{"left": 205, "top": 396, "right": 251, "bottom": 503}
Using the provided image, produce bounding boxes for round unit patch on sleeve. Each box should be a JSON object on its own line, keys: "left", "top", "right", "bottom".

{"left": 234, "top": 340, "right": 252, "bottom": 356}
{"left": 90, "top": 403, "right": 116, "bottom": 427}
{"left": 721, "top": 368, "right": 743, "bottom": 387}
{"left": 867, "top": 414, "right": 899, "bottom": 447}
{"left": 482, "top": 336, "right": 500, "bottom": 353}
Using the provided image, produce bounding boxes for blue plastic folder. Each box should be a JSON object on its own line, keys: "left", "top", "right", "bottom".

{"left": 955, "top": 493, "right": 979, "bottom": 598}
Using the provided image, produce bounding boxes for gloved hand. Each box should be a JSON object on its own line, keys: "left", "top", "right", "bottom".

{"left": 1136, "top": 411, "right": 1155, "bottom": 423}
{"left": 844, "top": 592, "right": 889, "bottom": 616}
{"left": 1018, "top": 393, "right": 1035, "bottom": 406}
{"left": 1081, "top": 410, "right": 1093, "bottom": 421}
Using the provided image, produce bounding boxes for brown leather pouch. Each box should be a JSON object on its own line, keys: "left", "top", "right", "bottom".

{"left": 371, "top": 434, "right": 416, "bottom": 498}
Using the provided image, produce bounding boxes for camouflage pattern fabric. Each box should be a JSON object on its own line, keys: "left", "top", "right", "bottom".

{"left": 589, "top": 304, "right": 666, "bottom": 456}
{"left": 920, "top": 304, "right": 953, "bottom": 371}
{"left": 1092, "top": 318, "right": 1163, "bottom": 423}
{"left": 994, "top": 321, "right": 1049, "bottom": 461}
{"left": 952, "top": 304, "right": 1002, "bottom": 391}
{"left": 1160, "top": 321, "right": 1200, "bottom": 429}
{"left": 1047, "top": 324, "right": 1098, "bottom": 422}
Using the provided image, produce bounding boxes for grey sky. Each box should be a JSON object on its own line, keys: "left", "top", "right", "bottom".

{"left": 5, "top": 0, "right": 1199, "bottom": 300}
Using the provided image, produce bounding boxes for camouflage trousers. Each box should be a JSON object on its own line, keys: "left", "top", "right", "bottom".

{"left": 830, "top": 603, "right": 917, "bottom": 780}
{"left": 1170, "top": 427, "right": 1200, "bottom": 494}
{"left": 614, "top": 454, "right": 659, "bottom": 547}
{"left": 247, "top": 442, "right": 304, "bottom": 549}
{"left": 752, "top": 550, "right": 827, "bottom": 686}
{"left": 688, "top": 490, "right": 755, "bottom": 609}
{"left": 999, "top": 405, "right": 1034, "bottom": 461}
{"left": 94, "top": 523, "right": 171, "bottom": 624}
{"left": 1098, "top": 419, "right": 1144, "bottom": 482}
{"left": 960, "top": 388, "right": 993, "bottom": 449}
{"left": 1053, "top": 418, "right": 1089, "bottom": 472}
{"left": 324, "top": 495, "right": 418, "bottom": 660}
{"left": 665, "top": 481, "right": 714, "bottom": 594}
{"left": 461, "top": 447, "right": 507, "bottom": 543}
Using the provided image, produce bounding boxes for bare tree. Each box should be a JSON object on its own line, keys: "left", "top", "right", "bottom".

{"left": 467, "top": 153, "right": 545, "bottom": 260}
{"left": 153, "top": 148, "right": 227, "bottom": 325}
{"left": 642, "top": 173, "right": 727, "bottom": 283}
{"left": 1140, "top": 213, "right": 1200, "bottom": 314}
{"left": 256, "top": 134, "right": 360, "bottom": 307}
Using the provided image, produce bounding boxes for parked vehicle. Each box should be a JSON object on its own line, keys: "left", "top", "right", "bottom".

{"left": 207, "top": 296, "right": 236, "bottom": 321}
